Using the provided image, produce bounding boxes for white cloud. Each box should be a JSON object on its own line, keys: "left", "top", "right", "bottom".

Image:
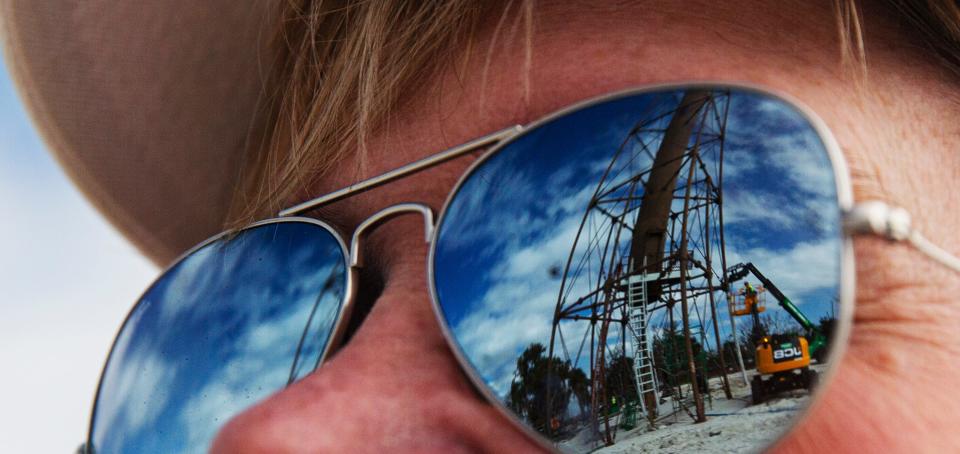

{"left": 724, "top": 91, "right": 840, "bottom": 224}
{"left": 724, "top": 188, "right": 804, "bottom": 230}
{"left": 451, "top": 209, "right": 593, "bottom": 398}
{"left": 501, "top": 219, "right": 581, "bottom": 280}
{"left": 726, "top": 238, "right": 841, "bottom": 307}
{"left": 176, "top": 300, "right": 338, "bottom": 453}
{"left": 94, "top": 348, "right": 178, "bottom": 443}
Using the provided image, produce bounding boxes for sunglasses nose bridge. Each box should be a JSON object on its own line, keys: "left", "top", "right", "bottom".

{"left": 349, "top": 203, "right": 435, "bottom": 268}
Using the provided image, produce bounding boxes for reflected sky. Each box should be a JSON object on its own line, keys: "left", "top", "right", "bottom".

{"left": 433, "top": 88, "right": 842, "bottom": 450}
{"left": 90, "top": 221, "right": 346, "bottom": 453}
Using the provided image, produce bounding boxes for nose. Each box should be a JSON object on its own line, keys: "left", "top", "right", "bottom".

{"left": 210, "top": 211, "right": 545, "bottom": 453}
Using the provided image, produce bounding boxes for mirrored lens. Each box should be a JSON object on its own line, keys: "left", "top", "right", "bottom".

{"left": 89, "top": 220, "right": 347, "bottom": 453}
{"left": 433, "top": 87, "right": 845, "bottom": 453}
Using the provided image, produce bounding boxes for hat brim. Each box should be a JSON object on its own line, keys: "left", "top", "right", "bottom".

{"left": 2, "top": 1, "right": 275, "bottom": 265}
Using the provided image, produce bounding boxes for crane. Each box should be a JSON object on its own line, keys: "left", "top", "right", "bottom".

{"left": 726, "top": 262, "right": 827, "bottom": 361}
{"left": 725, "top": 262, "right": 825, "bottom": 403}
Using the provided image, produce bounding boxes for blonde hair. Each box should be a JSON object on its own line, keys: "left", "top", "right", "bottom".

{"left": 227, "top": 1, "right": 492, "bottom": 228}
{"left": 228, "top": 0, "right": 960, "bottom": 228}
{"left": 884, "top": 0, "right": 960, "bottom": 74}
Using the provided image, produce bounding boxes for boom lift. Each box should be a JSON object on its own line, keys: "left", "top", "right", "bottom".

{"left": 726, "top": 263, "right": 826, "bottom": 403}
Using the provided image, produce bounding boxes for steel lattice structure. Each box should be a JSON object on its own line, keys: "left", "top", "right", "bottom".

{"left": 547, "top": 89, "right": 735, "bottom": 447}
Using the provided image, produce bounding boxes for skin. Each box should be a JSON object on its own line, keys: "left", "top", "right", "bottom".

{"left": 212, "top": 1, "right": 960, "bottom": 452}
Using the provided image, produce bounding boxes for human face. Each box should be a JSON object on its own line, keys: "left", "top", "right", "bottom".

{"left": 211, "top": 2, "right": 960, "bottom": 452}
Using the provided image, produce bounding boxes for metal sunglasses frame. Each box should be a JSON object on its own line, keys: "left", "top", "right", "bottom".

{"left": 84, "top": 82, "right": 959, "bottom": 453}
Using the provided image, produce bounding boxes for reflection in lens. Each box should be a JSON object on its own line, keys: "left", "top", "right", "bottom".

{"left": 434, "top": 88, "right": 844, "bottom": 453}
{"left": 89, "top": 221, "right": 347, "bottom": 453}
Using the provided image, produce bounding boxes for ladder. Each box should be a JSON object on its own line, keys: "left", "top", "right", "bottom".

{"left": 628, "top": 272, "right": 658, "bottom": 423}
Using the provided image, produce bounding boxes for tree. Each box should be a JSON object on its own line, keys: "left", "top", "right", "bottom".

{"left": 604, "top": 352, "right": 638, "bottom": 404}
{"left": 653, "top": 322, "right": 704, "bottom": 389}
{"left": 506, "top": 343, "right": 582, "bottom": 436}
{"left": 567, "top": 367, "right": 590, "bottom": 419}
{"left": 723, "top": 337, "right": 755, "bottom": 368}
{"left": 736, "top": 311, "right": 801, "bottom": 345}
{"left": 816, "top": 315, "right": 837, "bottom": 359}
{"left": 817, "top": 316, "right": 836, "bottom": 342}
{"left": 765, "top": 311, "right": 802, "bottom": 337}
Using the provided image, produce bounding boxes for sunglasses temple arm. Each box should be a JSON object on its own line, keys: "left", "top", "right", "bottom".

{"left": 844, "top": 200, "right": 960, "bottom": 274}
{"left": 908, "top": 231, "right": 960, "bottom": 273}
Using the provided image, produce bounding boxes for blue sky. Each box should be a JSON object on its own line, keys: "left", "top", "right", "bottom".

{"left": 431, "top": 89, "right": 843, "bottom": 403}
{"left": 0, "top": 59, "right": 158, "bottom": 451}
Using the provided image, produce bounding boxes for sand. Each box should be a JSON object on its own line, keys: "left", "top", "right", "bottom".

{"left": 563, "top": 364, "right": 827, "bottom": 453}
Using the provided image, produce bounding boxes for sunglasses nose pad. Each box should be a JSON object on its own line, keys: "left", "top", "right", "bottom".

{"left": 431, "top": 87, "right": 848, "bottom": 452}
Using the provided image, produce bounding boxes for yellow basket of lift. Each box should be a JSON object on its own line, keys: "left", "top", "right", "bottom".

{"left": 730, "top": 285, "right": 766, "bottom": 316}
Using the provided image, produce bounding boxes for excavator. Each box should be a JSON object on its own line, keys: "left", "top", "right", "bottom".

{"left": 726, "top": 262, "right": 826, "bottom": 404}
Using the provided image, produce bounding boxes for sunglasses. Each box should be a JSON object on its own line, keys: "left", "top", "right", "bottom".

{"left": 82, "top": 83, "right": 958, "bottom": 453}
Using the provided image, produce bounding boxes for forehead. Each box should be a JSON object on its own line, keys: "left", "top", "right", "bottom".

{"left": 352, "top": 3, "right": 881, "bottom": 171}
{"left": 307, "top": 1, "right": 955, "bottom": 234}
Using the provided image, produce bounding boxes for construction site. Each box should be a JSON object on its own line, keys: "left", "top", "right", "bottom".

{"left": 519, "top": 89, "right": 841, "bottom": 452}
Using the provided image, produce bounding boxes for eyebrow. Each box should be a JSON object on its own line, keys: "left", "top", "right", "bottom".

{"left": 278, "top": 125, "right": 523, "bottom": 217}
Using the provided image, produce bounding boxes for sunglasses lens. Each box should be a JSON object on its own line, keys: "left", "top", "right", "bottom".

{"left": 433, "top": 88, "right": 845, "bottom": 452}
{"left": 88, "top": 220, "right": 347, "bottom": 452}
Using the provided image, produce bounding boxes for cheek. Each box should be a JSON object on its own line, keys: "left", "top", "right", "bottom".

{"left": 773, "top": 237, "right": 960, "bottom": 453}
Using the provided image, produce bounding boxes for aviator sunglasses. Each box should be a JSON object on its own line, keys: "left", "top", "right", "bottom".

{"left": 82, "top": 83, "right": 960, "bottom": 453}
